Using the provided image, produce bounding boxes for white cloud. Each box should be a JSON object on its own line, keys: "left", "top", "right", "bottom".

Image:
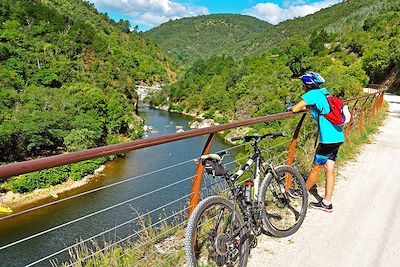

{"left": 244, "top": 0, "right": 341, "bottom": 25}
{"left": 88, "top": 0, "right": 208, "bottom": 28}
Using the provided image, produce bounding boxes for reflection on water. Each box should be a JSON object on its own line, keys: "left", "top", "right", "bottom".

{"left": 0, "top": 106, "right": 239, "bottom": 266}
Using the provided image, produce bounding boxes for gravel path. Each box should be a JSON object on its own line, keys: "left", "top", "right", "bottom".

{"left": 248, "top": 93, "right": 400, "bottom": 267}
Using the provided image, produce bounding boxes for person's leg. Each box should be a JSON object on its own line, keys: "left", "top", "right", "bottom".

{"left": 288, "top": 162, "right": 321, "bottom": 199}
{"left": 306, "top": 163, "right": 321, "bottom": 191}
{"left": 323, "top": 159, "right": 336, "bottom": 202}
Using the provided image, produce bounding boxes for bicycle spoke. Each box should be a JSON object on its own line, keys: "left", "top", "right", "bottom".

{"left": 260, "top": 166, "right": 307, "bottom": 237}
{"left": 187, "top": 198, "right": 248, "bottom": 267}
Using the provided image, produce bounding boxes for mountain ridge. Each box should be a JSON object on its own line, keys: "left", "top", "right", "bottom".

{"left": 144, "top": 14, "right": 272, "bottom": 64}
{"left": 145, "top": 0, "right": 389, "bottom": 62}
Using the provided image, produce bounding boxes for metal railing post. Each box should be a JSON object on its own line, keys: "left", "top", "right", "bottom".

{"left": 286, "top": 113, "right": 306, "bottom": 189}
{"left": 188, "top": 133, "right": 215, "bottom": 216}
{"left": 358, "top": 96, "right": 370, "bottom": 132}
{"left": 373, "top": 94, "right": 378, "bottom": 118}
{"left": 370, "top": 94, "right": 379, "bottom": 119}
{"left": 345, "top": 100, "right": 359, "bottom": 144}
{"left": 378, "top": 91, "right": 385, "bottom": 111}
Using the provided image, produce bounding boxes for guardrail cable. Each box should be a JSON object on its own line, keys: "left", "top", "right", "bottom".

{"left": 69, "top": 216, "right": 189, "bottom": 267}
{"left": 0, "top": 158, "right": 198, "bottom": 222}
{"left": 0, "top": 175, "right": 195, "bottom": 252}
{"left": 119, "top": 221, "right": 187, "bottom": 267}
{"left": 23, "top": 193, "right": 194, "bottom": 266}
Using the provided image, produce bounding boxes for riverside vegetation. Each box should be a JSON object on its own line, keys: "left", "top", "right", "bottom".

{"left": 145, "top": 0, "right": 399, "bottom": 120}
{"left": 0, "top": 0, "right": 396, "bottom": 198}
{"left": 0, "top": 0, "right": 397, "bottom": 201}
{"left": 0, "top": 0, "right": 176, "bottom": 194}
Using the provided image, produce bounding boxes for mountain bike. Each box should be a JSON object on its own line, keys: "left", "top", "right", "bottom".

{"left": 185, "top": 132, "right": 308, "bottom": 267}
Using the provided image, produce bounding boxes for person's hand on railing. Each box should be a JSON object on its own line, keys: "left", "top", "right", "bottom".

{"left": 285, "top": 103, "right": 294, "bottom": 112}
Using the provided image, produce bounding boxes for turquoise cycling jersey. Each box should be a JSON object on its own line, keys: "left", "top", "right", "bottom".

{"left": 301, "top": 88, "right": 345, "bottom": 144}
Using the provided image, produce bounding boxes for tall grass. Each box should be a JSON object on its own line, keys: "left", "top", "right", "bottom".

{"left": 57, "top": 209, "right": 188, "bottom": 267}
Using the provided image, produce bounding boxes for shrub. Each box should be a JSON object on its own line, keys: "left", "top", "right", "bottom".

{"left": 70, "top": 157, "right": 108, "bottom": 181}
{"left": 8, "top": 166, "right": 70, "bottom": 193}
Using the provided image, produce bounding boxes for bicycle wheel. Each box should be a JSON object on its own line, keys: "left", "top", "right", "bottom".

{"left": 185, "top": 196, "right": 249, "bottom": 267}
{"left": 259, "top": 165, "right": 307, "bottom": 237}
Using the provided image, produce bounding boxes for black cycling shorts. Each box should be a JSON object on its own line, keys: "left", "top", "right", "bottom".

{"left": 314, "top": 142, "right": 343, "bottom": 165}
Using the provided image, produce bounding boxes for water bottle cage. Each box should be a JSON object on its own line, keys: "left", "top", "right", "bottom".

{"left": 203, "top": 159, "right": 226, "bottom": 176}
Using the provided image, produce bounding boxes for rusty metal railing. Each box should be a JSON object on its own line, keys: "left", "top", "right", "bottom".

{"left": 0, "top": 86, "right": 387, "bottom": 217}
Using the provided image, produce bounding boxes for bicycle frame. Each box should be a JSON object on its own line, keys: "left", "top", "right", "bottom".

{"left": 228, "top": 143, "right": 276, "bottom": 203}
{"left": 186, "top": 133, "right": 302, "bottom": 266}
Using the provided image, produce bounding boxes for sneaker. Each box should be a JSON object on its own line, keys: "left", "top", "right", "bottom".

{"left": 309, "top": 201, "right": 332, "bottom": 213}
{"left": 288, "top": 188, "right": 303, "bottom": 199}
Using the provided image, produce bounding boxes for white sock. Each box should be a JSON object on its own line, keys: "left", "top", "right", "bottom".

{"left": 322, "top": 199, "right": 331, "bottom": 205}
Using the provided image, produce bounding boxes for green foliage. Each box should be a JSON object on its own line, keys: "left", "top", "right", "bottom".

{"left": 4, "top": 156, "right": 110, "bottom": 193}
{"left": 0, "top": 0, "right": 176, "bottom": 163}
{"left": 283, "top": 41, "right": 313, "bottom": 76}
{"left": 362, "top": 41, "right": 391, "bottom": 81}
{"left": 7, "top": 166, "right": 70, "bottom": 193}
{"left": 321, "top": 61, "right": 367, "bottom": 98}
{"left": 130, "top": 127, "right": 145, "bottom": 140}
{"left": 309, "top": 29, "right": 329, "bottom": 55}
{"left": 106, "top": 91, "right": 135, "bottom": 134}
{"left": 64, "top": 129, "right": 98, "bottom": 152}
{"left": 69, "top": 157, "right": 108, "bottom": 181}
{"left": 146, "top": 0, "right": 389, "bottom": 61}
{"left": 148, "top": 0, "right": 398, "bottom": 118}
{"left": 144, "top": 14, "right": 272, "bottom": 64}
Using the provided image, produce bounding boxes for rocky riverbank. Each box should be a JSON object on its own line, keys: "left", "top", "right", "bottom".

{"left": 0, "top": 165, "right": 105, "bottom": 212}
{"left": 148, "top": 105, "right": 251, "bottom": 140}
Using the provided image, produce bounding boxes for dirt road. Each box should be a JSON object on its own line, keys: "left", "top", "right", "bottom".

{"left": 248, "top": 93, "right": 400, "bottom": 267}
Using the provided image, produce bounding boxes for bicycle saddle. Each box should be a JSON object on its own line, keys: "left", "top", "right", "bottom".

{"left": 200, "top": 151, "right": 228, "bottom": 161}
{"left": 200, "top": 154, "right": 221, "bottom": 161}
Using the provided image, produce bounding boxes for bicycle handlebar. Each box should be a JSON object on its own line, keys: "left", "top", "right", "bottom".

{"left": 231, "top": 132, "right": 286, "bottom": 142}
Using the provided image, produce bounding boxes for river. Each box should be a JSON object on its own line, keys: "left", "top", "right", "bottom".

{"left": 0, "top": 106, "right": 239, "bottom": 267}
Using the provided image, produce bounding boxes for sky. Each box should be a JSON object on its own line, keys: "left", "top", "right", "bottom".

{"left": 88, "top": 0, "right": 342, "bottom": 32}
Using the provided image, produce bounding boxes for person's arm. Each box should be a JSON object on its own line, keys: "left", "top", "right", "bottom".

{"left": 288, "top": 100, "right": 309, "bottom": 113}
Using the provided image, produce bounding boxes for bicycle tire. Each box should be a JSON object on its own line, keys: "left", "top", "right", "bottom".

{"left": 259, "top": 165, "right": 307, "bottom": 237}
{"left": 185, "top": 196, "right": 249, "bottom": 267}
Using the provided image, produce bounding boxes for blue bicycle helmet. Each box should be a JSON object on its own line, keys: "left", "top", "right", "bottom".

{"left": 300, "top": 72, "right": 325, "bottom": 89}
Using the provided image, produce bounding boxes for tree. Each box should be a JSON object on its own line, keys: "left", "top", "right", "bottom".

{"left": 117, "top": 19, "right": 131, "bottom": 33}
{"left": 309, "top": 29, "right": 329, "bottom": 55}
{"left": 286, "top": 43, "right": 313, "bottom": 76}
{"left": 64, "top": 129, "right": 98, "bottom": 152}
{"left": 362, "top": 41, "right": 391, "bottom": 82}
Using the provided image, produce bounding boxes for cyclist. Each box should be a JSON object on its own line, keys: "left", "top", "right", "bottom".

{"left": 287, "top": 71, "right": 344, "bottom": 213}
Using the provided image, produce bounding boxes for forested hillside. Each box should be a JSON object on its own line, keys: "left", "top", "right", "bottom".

{"left": 144, "top": 14, "right": 272, "bottom": 64}
{"left": 146, "top": 0, "right": 399, "bottom": 120}
{"left": 233, "top": 0, "right": 389, "bottom": 56}
{"left": 0, "top": 0, "right": 175, "bottom": 164}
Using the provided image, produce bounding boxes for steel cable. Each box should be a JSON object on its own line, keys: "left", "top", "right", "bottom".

{"left": 0, "top": 175, "right": 195, "bottom": 252}
{"left": 68, "top": 216, "right": 188, "bottom": 267}
{"left": 0, "top": 158, "right": 198, "bottom": 222}
{"left": 22, "top": 192, "right": 194, "bottom": 266}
